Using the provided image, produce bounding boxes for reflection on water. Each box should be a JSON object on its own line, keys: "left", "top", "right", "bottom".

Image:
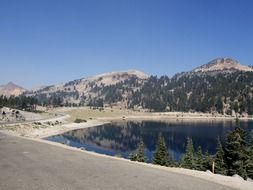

{"left": 46, "top": 120, "right": 253, "bottom": 161}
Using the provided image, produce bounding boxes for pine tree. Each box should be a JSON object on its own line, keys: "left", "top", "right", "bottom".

{"left": 129, "top": 152, "right": 138, "bottom": 161}
{"left": 224, "top": 118, "right": 248, "bottom": 179}
{"left": 246, "top": 132, "right": 253, "bottom": 179}
{"left": 181, "top": 137, "right": 195, "bottom": 169}
{"left": 152, "top": 135, "right": 173, "bottom": 166}
{"left": 136, "top": 140, "right": 146, "bottom": 162}
{"left": 129, "top": 140, "right": 146, "bottom": 162}
{"left": 202, "top": 150, "right": 212, "bottom": 171}
{"left": 195, "top": 146, "right": 204, "bottom": 171}
{"left": 215, "top": 137, "right": 227, "bottom": 175}
{"left": 235, "top": 118, "right": 247, "bottom": 140}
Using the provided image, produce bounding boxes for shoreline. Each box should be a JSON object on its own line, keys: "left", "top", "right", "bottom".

{"left": 1, "top": 112, "right": 252, "bottom": 139}
{"left": 29, "top": 115, "right": 250, "bottom": 139}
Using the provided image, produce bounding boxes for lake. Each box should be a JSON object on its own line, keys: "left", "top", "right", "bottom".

{"left": 45, "top": 120, "right": 253, "bottom": 162}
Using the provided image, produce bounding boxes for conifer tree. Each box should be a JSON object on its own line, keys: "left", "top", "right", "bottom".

{"left": 235, "top": 118, "right": 247, "bottom": 140}
{"left": 224, "top": 118, "right": 248, "bottom": 179}
{"left": 129, "top": 152, "right": 138, "bottom": 161}
{"left": 246, "top": 132, "right": 253, "bottom": 179}
{"left": 195, "top": 146, "right": 204, "bottom": 171}
{"left": 215, "top": 137, "right": 227, "bottom": 175}
{"left": 152, "top": 135, "right": 173, "bottom": 166}
{"left": 181, "top": 137, "right": 195, "bottom": 169}
{"left": 136, "top": 140, "right": 146, "bottom": 162}
{"left": 202, "top": 150, "right": 212, "bottom": 171}
{"left": 129, "top": 140, "right": 146, "bottom": 162}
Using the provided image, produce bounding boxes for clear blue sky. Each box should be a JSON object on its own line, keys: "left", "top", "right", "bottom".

{"left": 1, "top": 0, "right": 253, "bottom": 89}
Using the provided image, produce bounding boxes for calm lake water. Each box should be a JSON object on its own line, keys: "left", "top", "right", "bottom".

{"left": 46, "top": 120, "right": 253, "bottom": 162}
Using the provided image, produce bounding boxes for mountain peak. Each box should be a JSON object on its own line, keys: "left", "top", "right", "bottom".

{"left": 84, "top": 70, "right": 148, "bottom": 86}
{"left": 88, "top": 70, "right": 148, "bottom": 80}
{"left": 6, "top": 81, "right": 19, "bottom": 87}
{"left": 192, "top": 58, "right": 253, "bottom": 73}
{"left": 0, "top": 82, "right": 25, "bottom": 97}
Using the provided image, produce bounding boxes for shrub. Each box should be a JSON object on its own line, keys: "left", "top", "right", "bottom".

{"left": 74, "top": 118, "right": 87, "bottom": 123}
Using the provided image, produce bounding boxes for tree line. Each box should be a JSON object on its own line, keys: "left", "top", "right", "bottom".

{"left": 130, "top": 119, "right": 253, "bottom": 180}
{"left": 127, "top": 72, "right": 253, "bottom": 114}
{"left": 0, "top": 95, "right": 38, "bottom": 111}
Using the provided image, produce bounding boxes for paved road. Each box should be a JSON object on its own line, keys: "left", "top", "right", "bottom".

{"left": 0, "top": 133, "right": 235, "bottom": 190}
{"left": 0, "top": 112, "right": 66, "bottom": 125}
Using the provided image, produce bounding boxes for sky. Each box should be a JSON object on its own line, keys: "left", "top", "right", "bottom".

{"left": 1, "top": 0, "right": 253, "bottom": 89}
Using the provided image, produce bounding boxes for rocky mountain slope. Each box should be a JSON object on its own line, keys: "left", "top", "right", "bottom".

{"left": 193, "top": 58, "right": 253, "bottom": 73}
{"left": 176, "top": 58, "right": 253, "bottom": 78}
{"left": 0, "top": 82, "right": 26, "bottom": 97}
{"left": 25, "top": 70, "right": 148, "bottom": 107}
{"left": 174, "top": 58, "right": 253, "bottom": 78}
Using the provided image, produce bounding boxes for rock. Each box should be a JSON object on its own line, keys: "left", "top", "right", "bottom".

{"left": 232, "top": 174, "right": 244, "bottom": 180}
{"left": 246, "top": 178, "right": 253, "bottom": 182}
{"left": 0, "top": 82, "right": 26, "bottom": 97}
{"left": 205, "top": 170, "right": 212, "bottom": 174}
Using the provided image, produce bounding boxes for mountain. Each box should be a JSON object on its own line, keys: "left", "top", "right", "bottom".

{"left": 175, "top": 58, "right": 253, "bottom": 78}
{"left": 192, "top": 58, "right": 253, "bottom": 73}
{"left": 23, "top": 58, "right": 253, "bottom": 116}
{"left": 0, "top": 82, "right": 26, "bottom": 97}
{"left": 25, "top": 70, "right": 148, "bottom": 107}
{"left": 128, "top": 58, "right": 253, "bottom": 114}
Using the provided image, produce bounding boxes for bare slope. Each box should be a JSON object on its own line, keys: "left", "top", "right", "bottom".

{"left": 193, "top": 58, "right": 253, "bottom": 73}
{"left": 25, "top": 70, "right": 148, "bottom": 106}
{"left": 174, "top": 58, "right": 253, "bottom": 79}
{"left": 0, "top": 82, "right": 26, "bottom": 97}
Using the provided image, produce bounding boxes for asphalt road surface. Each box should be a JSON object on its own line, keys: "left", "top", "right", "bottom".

{"left": 0, "top": 133, "right": 235, "bottom": 190}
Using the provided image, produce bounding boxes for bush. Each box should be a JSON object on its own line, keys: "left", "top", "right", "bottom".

{"left": 74, "top": 118, "right": 87, "bottom": 123}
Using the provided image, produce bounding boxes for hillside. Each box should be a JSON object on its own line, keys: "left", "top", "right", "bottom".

{"left": 23, "top": 58, "right": 253, "bottom": 116}
{"left": 25, "top": 70, "right": 148, "bottom": 107}
{"left": 130, "top": 58, "right": 253, "bottom": 115}
{"left": 193, "top": 58, "right": 253, "bottom": 73}
{"left": 175, "top": 58, "right": 253, "bottom": 78}
{"left": 0, "top": 82, "right": 26, "bottom": 97}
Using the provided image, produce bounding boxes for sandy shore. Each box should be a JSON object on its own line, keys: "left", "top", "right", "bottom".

{"left": 33, "top": 120, "right": 108, "bottom": 138}
{"left": 0, "top": 116, "right": 108, "bottom": 139}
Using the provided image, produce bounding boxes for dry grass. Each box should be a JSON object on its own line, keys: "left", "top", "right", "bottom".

{"left": 65, "top": 107, "right": 132, "bottom": 122}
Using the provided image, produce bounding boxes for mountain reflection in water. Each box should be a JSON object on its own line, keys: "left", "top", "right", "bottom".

{"left": 46, "top": 120, "right": 253, "bottom": 161}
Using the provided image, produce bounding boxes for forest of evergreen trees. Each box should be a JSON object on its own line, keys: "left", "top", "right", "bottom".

{"left": 130, "top": 119, "right": 253, "bottom": 180}
{"left": 128, "top": 71, "right": 253, "bottom": 114}
{"left": 0, "top": 95, "right": 38, "bottom": 111}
